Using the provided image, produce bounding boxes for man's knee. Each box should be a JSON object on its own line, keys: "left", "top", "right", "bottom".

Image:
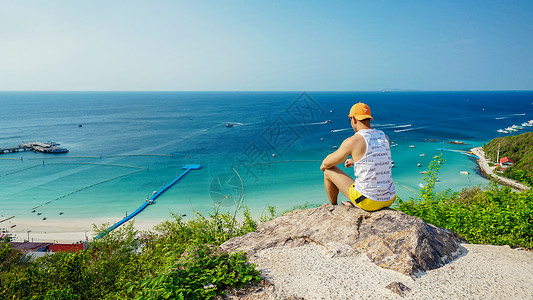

{"left": 323, "top": 166, "right": 341, "bottom": 178}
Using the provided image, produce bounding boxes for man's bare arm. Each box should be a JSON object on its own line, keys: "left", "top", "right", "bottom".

{"left": 320, "top": 138, "right": 354, "bottom": 171}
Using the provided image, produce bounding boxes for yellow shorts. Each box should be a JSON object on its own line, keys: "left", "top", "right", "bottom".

{"left": 349, "top": 184, "right": 396, "bottom": 211}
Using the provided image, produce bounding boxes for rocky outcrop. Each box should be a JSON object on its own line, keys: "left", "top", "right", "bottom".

{"left": 220, "top": 205, "right": 465, "bottom": 277}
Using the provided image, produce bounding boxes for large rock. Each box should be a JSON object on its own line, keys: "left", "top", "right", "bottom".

{"left": 220, "top": 205, "right": 465, "bottom": 277}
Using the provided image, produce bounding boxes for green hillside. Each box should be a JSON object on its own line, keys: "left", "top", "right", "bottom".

{"left": 483, "top": 132, "right": 533, "bottom": 185}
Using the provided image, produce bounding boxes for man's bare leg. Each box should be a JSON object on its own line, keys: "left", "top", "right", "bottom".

{"left": 323, "top": 166, "right": 354, "bottom": 205}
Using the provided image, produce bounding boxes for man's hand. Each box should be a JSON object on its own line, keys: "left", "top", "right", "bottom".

{"left": 344, "top": 158, "right": 354, "bottom": 168}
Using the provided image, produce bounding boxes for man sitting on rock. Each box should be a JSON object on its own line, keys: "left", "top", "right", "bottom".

{"left": 320, "top": 102, "right": 396, "bottom": 211}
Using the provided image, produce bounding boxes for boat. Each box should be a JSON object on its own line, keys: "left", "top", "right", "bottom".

{"left": 22, "top": 141, "right": 69, "bottom": 153}
{"left": 460, "top": 171, "right": 469, "bottom": 175}
{"left": 225, "top": 123, "right": 233, "bottom": 128}
{"left": 325, "top": 120, "right": 332, "bottom": 124}
{"left": 420, "top": 171, "right": 428, "bottom": 174}
{"left": 419, "top": 154, "right": 425, "bottom": 157}
{"left": 417, "top": 163, "right": 421, "bottom": 167}
{"left": 419, "top": 184, "right": 425, "bottom": 188}
{"left": 409, "top": 145, "right": 415, "bottom": 148}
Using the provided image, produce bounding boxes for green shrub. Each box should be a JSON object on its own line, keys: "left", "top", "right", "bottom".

{"left": 395, "top": 157, "right": 533, "bottom": 249}
{"left": 135, "top": 246, "right": 260, "bottom": 300}
{"left": 0, "top": 207, "right": 261, "bottom": 299}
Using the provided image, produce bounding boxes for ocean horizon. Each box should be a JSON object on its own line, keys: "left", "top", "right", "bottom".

{"left": 1, "top": 91, "right": 533, "bottom": 237}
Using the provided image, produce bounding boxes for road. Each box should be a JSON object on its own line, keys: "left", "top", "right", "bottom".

{"left": 470, "top": 147, "right": 530, "bottom": 192}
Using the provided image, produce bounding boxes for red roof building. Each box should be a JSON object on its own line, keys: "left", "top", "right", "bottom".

{"left": 10, "top": 242, "right": 52, "bottom": 253}
{"left": 48, "top": 243, "right": 84, "bottom": 252}
{"left": 499, "top": 157, "right": 515, "bottom": 165}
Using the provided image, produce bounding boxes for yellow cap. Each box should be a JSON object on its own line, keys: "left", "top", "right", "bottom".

{"left": 348, "top": 102, "right": 373, "bottom": 120}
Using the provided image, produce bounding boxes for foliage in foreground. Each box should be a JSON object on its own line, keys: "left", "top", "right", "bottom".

{"left": 0, "top": 208, "right": 261, "bottom": 299}
{"left": 395, "top": 155, "right": 533, "bottom": 249}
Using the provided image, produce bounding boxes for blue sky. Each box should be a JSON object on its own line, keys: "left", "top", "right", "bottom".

{"left": 1, "top": 1, "right": 532, "bottom": 91}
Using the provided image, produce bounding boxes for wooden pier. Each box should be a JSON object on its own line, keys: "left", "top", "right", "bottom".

{"left": 0, "top": 142, "right": 68, "bottom": 155}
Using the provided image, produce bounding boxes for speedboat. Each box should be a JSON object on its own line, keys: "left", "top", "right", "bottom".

{"left": 225, "top": 123, "right": 233, "bottom": 128}
{"left": 325, "top": 120, "right": 332, "bottom": 124}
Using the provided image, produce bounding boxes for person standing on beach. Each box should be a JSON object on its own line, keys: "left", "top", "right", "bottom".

{"left": 320, "top": 102, "right": 396, "bottom": 211}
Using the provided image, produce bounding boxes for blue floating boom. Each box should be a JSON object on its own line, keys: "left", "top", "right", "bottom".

{"left": 95, "top": 164, "right": 201, "bottom": 239}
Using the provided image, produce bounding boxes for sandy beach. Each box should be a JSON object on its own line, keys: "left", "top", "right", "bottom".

{"left": 250, "top": 243, "right": 533, "bottom": 299}
{"left": 4, "top": 217, "right": 161, "bottom": 243}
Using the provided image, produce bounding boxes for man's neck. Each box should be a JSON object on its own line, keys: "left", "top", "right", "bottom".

{"left": 355, "top": 124, "right": 372, "bottom": 132}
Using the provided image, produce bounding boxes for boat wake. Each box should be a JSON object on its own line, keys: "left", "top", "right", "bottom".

{"left": 495, "top": 113, "right": 527, "bottom": 120}
{"left": 222, "top": 122, "right": 247, "bottom": 127}
{"left": 394, "top": 126, "right": 428, "bottom": 133}
{"left": 380, "top": 124, "right": 412, "bottom": 130}
{"left": 296, "top": 120, "right": 332, "bottom": 126}
{"left": 331, "top": 128, "right": 352, "bottom": 133}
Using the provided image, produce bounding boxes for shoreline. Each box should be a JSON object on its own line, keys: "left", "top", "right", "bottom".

{"left": 4, "top": 217, "right": 162, "bottom": 244}
{"left": 2, "top": 207, "right": 272, "bottom": 244}
{"left": 470, "top": 147, "right": 530, "bottom": 192}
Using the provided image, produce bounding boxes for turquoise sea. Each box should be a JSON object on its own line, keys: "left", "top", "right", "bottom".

{"left": 1, "top": 91, "right": 533, "bottom": 227}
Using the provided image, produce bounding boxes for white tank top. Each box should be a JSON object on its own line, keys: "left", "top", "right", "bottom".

{"left": 352, "top": 129, "right": 396, "bottom": 201}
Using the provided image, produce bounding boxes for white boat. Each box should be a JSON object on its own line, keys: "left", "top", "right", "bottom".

{"left": 419, "top": 184, "right": 425, "bottom": 188}
{"left": 409, "top": 145, "right": 415, "bottom": 148}
{"left": 460, "top": 171, "right": 469, "bottom": 175}
{"left": 419, "top": 154, "right": 425, "bottom": 157}
{"left": 420, "top": 171, "right": 428, "bottom": 174}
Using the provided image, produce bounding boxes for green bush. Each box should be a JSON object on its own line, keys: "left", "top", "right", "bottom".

{"left": 136, "top": 246, "right": 260, "bottom": 300}
{"left": 395, "top": 157, "right": 533, "bottom": 249}
{"left": 0, "top": 207, "right": 261, "bottom": 299}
